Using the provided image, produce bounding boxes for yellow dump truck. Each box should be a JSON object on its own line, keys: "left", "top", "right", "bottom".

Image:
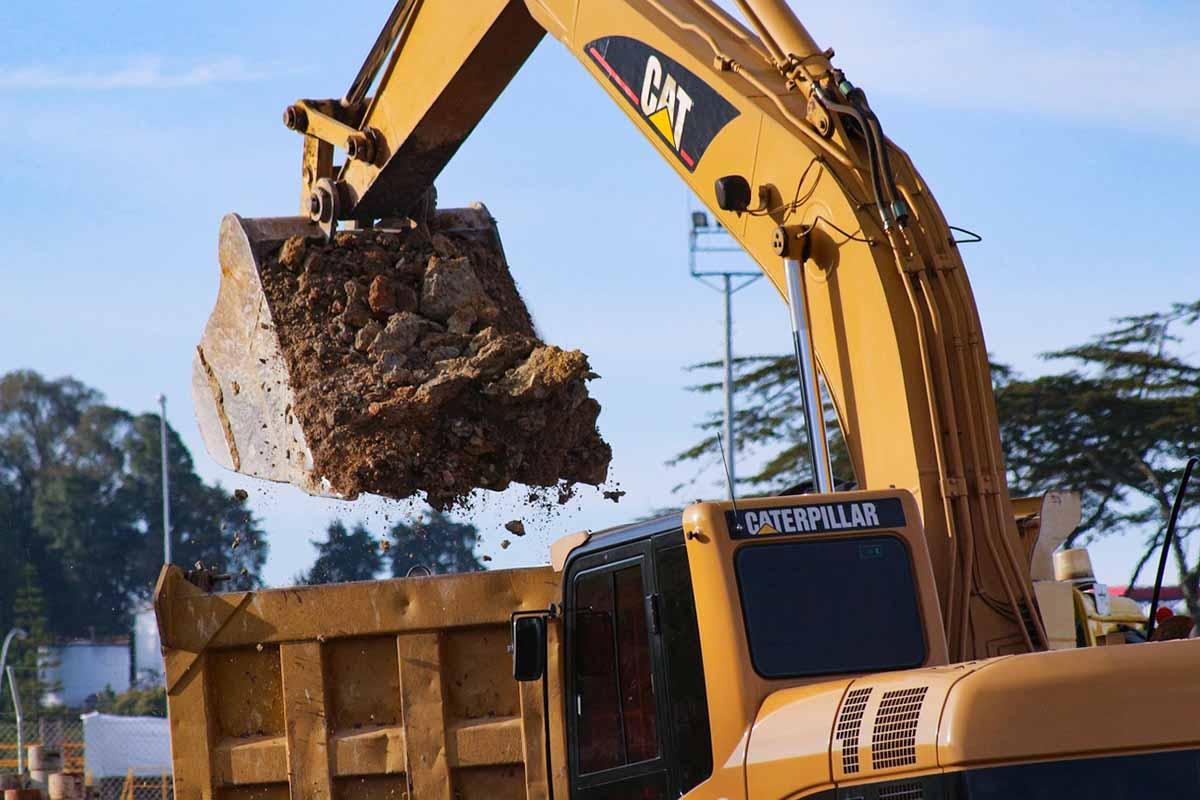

{"left": 154, "top": 563, "right": 567, "bottom": 800}
{"left": 156, "top": 491, "right": 1200, "bottom": 800}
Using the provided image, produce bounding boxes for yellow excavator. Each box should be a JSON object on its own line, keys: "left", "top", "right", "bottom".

{"left": 162, "top": 1, "right": 1200, "bottom": 798}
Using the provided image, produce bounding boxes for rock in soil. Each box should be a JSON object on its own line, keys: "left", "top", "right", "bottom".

{"left": 258, "top": 220, "right": 611, "bottom": 508}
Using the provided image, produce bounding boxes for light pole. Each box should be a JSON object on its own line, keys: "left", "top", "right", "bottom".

{"left": 1, "top": 628, "right": 26, "bottom": 773}
{"left": 6, "top": 666, "right": 22, "bottom": 775}
{"left": 0, "top": 627, "right": 27, "bottom": 706}
{"left": 158, "top": 394, "right": 172, "bottom": 565}
{"left": 688, "top": 210, "right": 762, "bottom": 498}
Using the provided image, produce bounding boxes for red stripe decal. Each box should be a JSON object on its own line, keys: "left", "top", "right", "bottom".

{"left": 589, "top": 46, "right": 641, "bottom": 106}
{"left": 680, "top": 148, "right": 696, "bottom": 168}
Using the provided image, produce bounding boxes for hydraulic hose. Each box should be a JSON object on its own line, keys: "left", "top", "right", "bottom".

{"left": 1147, "top": 457, "right": 1198, "bottom": 639}
{"left": 812, "top": 83, "right": 895, "bottom": 230}
{"left": 852, "top": 94, "right": 910, "bottom": 228}
{"left": 835, "top": 77, "right": 909, "bottom": 229}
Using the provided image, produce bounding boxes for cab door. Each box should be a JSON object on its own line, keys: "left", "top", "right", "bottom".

{"left": 565, "top": 540, "right": 670, "bottom": 799}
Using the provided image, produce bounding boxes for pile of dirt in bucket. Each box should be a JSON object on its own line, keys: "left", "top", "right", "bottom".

{"left": 259, "top": 214, "right": 611, "bottom": 508}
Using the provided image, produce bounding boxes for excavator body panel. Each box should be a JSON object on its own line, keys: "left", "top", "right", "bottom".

{"left": 747, "top": 642, "right": 1200, "bottom": 799}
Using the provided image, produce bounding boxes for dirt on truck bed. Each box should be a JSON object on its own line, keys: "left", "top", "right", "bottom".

{"left": 259, "top": 217, "right": 611, "bottom": 508}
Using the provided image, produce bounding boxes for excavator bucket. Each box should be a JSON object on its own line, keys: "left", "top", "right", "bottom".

{"left": 193, "top": 213, "right": 346, "bottom": 497}
{"left": 192, "top": 209, "right": 610, "bottom": 505}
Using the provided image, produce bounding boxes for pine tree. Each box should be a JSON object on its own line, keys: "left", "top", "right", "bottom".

{"left": 668, "top": 354, "right": 853, "bottom": 495}
{"left": 674, "top": 300, "right": 1200, "bottom": 613}
{"left": 997, "top": 301, "right": 1200, "bottom": 613}
{"left": 388, "top": 511, "right": 485, "bottom": 577}
{"left": 5, "top": 563, "right": 52, "bottom": 713}
{"left": 296, "top": 521, "right": 383, "bottom": 585}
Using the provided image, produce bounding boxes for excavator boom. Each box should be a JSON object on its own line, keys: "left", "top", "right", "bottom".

{"left": 195, "top": 0, "right": 1044, "bottom": 662}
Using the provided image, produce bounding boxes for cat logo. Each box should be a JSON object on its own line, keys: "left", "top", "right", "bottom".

{"left": 586, "top": 36, "right": 739, "bottom": 173}
{"left": 639, "top": 55, "right": 693, "bottom": 156}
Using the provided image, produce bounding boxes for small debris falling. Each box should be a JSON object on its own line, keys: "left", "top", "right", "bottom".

{"left": 602, "top": 489, "right": 626, "bottom": 503}
{"left": 504, "top": 520, "right": 526, "bottom": 536}
{"left": 233, "top": 489, "right": 249, "bottom": 502}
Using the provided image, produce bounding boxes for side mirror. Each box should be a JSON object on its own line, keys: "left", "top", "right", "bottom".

{"left": 512, "top": 616, "right": 547, "bottom": 682}
{"left": 714, "top": 174, "right": 751, "bottom": 212}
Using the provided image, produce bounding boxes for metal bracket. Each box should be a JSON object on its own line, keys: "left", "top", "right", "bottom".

{"left": 308, "top": 177, "right": 343, "bottom": 240}
{"left": 283, "top": 99, "right": 376, "bottom": 161}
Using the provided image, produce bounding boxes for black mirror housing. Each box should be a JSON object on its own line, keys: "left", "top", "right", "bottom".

{"left": 512, "top": 616, "right": 547, "bottom": 681}
{"left": 714, "top": 175, "right": 751, "bottom": 212}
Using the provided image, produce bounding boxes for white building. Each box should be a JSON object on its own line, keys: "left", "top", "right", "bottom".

{"left": 39, "top": 641, "right": 130, "bottom": 708}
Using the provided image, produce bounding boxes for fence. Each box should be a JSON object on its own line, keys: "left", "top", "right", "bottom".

{"left": 0, "top": 716, "right": 85, "bottom": 772}
{"left": 0, "top": 714, "right": 171, "bottom": 800}
{"left": 83, "top": 714, "right": 172, "bottom": 800}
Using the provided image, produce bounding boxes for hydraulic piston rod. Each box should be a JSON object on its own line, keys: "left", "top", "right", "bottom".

{"left": 784, "top": 258, "right": 834, "bottom": 493}
{"left": 735, "top": 0, "right": 828, "bottom": 68}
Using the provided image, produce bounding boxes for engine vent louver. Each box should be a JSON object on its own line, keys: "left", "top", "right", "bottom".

{"left": 835, "top": 687, "right": 873, "bottom": 774}
{"left": 879, "top": 780, "right": 925, "bottom": 800}
{"left": 871, "top": 686, "right": 928, "bottom": 770}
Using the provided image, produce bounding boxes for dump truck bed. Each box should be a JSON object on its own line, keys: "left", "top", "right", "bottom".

{"left": 153, "top": 565, "right": 567, "bottom": 800}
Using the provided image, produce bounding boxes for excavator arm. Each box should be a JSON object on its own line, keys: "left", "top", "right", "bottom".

{"left": 234, "top": 0, "right": 1047, "bottom": 661}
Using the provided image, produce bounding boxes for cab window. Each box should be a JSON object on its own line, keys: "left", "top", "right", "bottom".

{"left": 568, "top": 531, "right": 713, "bottom": 800}
{"left": 574, "top": 562, "right": 659, "bottom": 773}
{"left": 736, "top": 535, "right": 925, "bottom": 677}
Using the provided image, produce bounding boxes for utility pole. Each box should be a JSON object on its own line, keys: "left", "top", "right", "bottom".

{"left": 688, "top": 211, "right": 761, "bottom": 497}
{"left": 158, "top": 394, "right": 172, "bottom": 565}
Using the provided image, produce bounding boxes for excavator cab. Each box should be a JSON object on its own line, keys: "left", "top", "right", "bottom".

{"left": 518, "top": 491, "right": 1200, "bottom": 799}
{"left": 516, "top": 488, "right": 948, "bottom": 799}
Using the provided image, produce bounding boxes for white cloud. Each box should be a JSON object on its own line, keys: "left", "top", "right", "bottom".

{"left": 716, "top": 1, "right": 1200, "bottom": 140}
{"left": 0, "top": 56, "right": 268, "bottom": 91}
{"left": 841, "top": 26, "right": 1200, "bottom": 140}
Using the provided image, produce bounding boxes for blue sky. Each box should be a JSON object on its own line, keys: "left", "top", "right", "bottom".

{"left": 2, "top": 1, "right": 1197, "bottom": 587}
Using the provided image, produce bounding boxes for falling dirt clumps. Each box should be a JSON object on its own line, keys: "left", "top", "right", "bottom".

{"left": 259, "top": 219, "right": 611, "bottom": 509}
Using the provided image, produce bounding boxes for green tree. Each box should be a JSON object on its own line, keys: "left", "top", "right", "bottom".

{"left": 118, "top": 413, "right": 266, "bottom": 593}
{"left": 0, "top": 372, "right": 100, "bottom": 635}
{"left": 1, "top": 563, "right": 52, "bottom": 714}
{"left": 669, "top": 355, "right": 852, "bottom": 495}
{"left": 996, "top": 302, "right": 1200, "bottom": 613}
{"left": 0, "top": 370, "right": 267, "bottom": 638}
{"left": 93, "top": 685, "right": 167, "bottom": 717}
{"left": 296, "top": 521, "right": 383, "bottom": 585}
{"left": 675, "top": 301, "right": 1200, "bottom": 614}
{"left": 388, "top": 511, "right": 485, "bottom": 576}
